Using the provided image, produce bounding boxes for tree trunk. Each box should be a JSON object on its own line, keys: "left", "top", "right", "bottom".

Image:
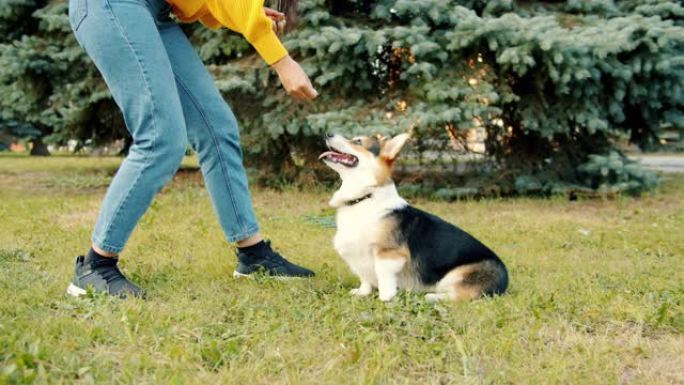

{"left": 30, "top": 137, "right": 50, "bottom": 156}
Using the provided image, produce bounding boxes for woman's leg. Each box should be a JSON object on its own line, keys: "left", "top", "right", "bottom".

{"left": 70, "top": 0, "right": 187, "bottom": 254}
{"left": 156, "top": 22, "right": 260, "bottom": 243}
{"left": 67, "top": 0, "right": 189, "bottom": 296}
{"left": 156, "top": 21, "right": 314, "bottom": 277}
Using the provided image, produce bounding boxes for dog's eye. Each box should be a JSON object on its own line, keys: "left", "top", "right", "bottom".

{"left": 352, "top": 139, "right": 362, "bottom": 145}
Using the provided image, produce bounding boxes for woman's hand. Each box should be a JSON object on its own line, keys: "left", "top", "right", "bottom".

{"left": 264, "top": 7, "right": 286, "bottom": 36}
{"left": 271, "top": 55, "right": 318, "bottom": 101}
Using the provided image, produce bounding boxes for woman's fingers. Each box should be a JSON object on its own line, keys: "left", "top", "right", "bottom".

{"left": 265, "top": 7, "right": 285, "bottom": 35}
{"left": 277, "top": 20, "right": 286, "bottom": 35}
{"left": 289, "top": 85, "right": 318, "bottom": 101}
{"left": 300, "top": 83, "right": 319, "bottom": 100}
{"left": 270, "top": 18, "right": 286, "bottom": 35}
{"left": 272, "top": 55, "right": 319, "bottom": 101}
{"left": 291, "top": 91, "right": 305, "bottom": 101}
{"left": 264, "top": 7, "right": 285, "bottom": 20}
{"left": 288, "top": 87, "right": 315, "bottom": 101}
{"left": 289, "top": 87, "right": 306, "bottom": 101}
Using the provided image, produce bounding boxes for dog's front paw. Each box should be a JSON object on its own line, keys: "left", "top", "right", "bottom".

{"left": 350, "top": 288, "right": 371, "bottom": 296}
{"left": 350, "top": 282, "right": 373, "bottom": 296}
{"left": 378, "top": 290, "right": 397, "bottom": 302}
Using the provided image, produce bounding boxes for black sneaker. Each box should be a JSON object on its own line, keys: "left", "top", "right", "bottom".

{"left": 233, "top": 241, "right": 315, "bottom": 278}
{"left": 66, "top": 255, "right": 145, "bottom": 298}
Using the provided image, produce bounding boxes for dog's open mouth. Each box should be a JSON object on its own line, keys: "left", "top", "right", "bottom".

{"left": 319, "top": 147, "right": 358, "bottom": 167}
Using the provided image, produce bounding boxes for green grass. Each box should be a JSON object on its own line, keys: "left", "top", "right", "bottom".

{"left": 1, "top": 154, "right": 682, "bottom": 384}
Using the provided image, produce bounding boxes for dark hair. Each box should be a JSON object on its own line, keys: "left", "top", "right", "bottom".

{"left": 274, "top": 0, "right": 298, "bottom": 33}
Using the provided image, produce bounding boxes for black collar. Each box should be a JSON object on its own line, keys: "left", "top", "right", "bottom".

{"left": 343, "top": 193, "right": 373, "bottom": 206}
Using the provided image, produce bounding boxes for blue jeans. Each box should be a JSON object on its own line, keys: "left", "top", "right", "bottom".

{"left": 68, "top": 0, "right": 260, "bottom": 253}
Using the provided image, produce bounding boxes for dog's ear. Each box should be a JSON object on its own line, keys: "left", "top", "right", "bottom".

{"left": 381, "top": 133, "right": 410, "bottom": 161}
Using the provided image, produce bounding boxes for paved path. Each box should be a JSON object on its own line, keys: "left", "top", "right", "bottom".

{"left": 631, "top": 155, "right": 684, "bottom": 173}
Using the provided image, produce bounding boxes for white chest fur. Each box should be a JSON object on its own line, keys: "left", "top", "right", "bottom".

{"left": 333, "top": 184, "right": 407, "bottom": 286}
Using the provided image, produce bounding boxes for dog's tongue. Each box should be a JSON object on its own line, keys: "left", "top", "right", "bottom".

{"left": 320, "top": 151, "right": 357, "bottom": 166}
{"left": 320, "top": 151, "right": 354, "bottom": 160}
{"left": 318, "top": 151, "right": 337, "bottom": 160}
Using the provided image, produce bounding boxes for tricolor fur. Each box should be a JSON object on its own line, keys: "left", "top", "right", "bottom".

{"left": 320, "top": 133, "right": 508, "bottom": 302}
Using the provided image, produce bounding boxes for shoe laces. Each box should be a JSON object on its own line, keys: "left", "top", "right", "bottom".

{"left": 261, "top": 241, "right": 287, "bottom": 265}
{"left": 93, "top": 258, "right": 126, "bottom": 283}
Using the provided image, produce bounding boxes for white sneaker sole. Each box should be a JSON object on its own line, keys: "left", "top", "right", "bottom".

{"left": 66, "top": 283, "right": 87, "bottom": 297}
{"left": 232, "top": 271, "right": 251, "bottom": 278}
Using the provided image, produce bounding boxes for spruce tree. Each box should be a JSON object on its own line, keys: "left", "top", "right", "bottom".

{"left": 1, "top": 0, "right": 681, "bottom": 195}
{"left": 190, "top": 0, "right": 682, "bottom": 194}
{"left": 0, "top": 0, "right": 48, "bottom": 153}
{"left": 0, "top": 0, "right": 121, "bottom": 154}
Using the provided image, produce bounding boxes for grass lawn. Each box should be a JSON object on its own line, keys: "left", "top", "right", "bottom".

{"left": 1, "top": 154, "right": 682, "bottom": 384}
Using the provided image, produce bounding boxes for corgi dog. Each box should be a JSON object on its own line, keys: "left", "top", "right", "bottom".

{"left": 319, "top": 133, "right": 508, "bottom": 302}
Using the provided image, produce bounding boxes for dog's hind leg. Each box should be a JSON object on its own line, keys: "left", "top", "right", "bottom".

{"left": 437, "top": 260, "right": 506, "bottom": 302}
{"left": 425, "top": 278, "right": 454, "bottom": 302}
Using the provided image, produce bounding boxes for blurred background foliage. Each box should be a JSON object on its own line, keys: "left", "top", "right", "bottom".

{"left": 1, "top": 0, "right": 682, "bottom": 195}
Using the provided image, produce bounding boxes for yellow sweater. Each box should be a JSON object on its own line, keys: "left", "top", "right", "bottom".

{"left": 167, "top": 0, "right": 288, "bottom": 65}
